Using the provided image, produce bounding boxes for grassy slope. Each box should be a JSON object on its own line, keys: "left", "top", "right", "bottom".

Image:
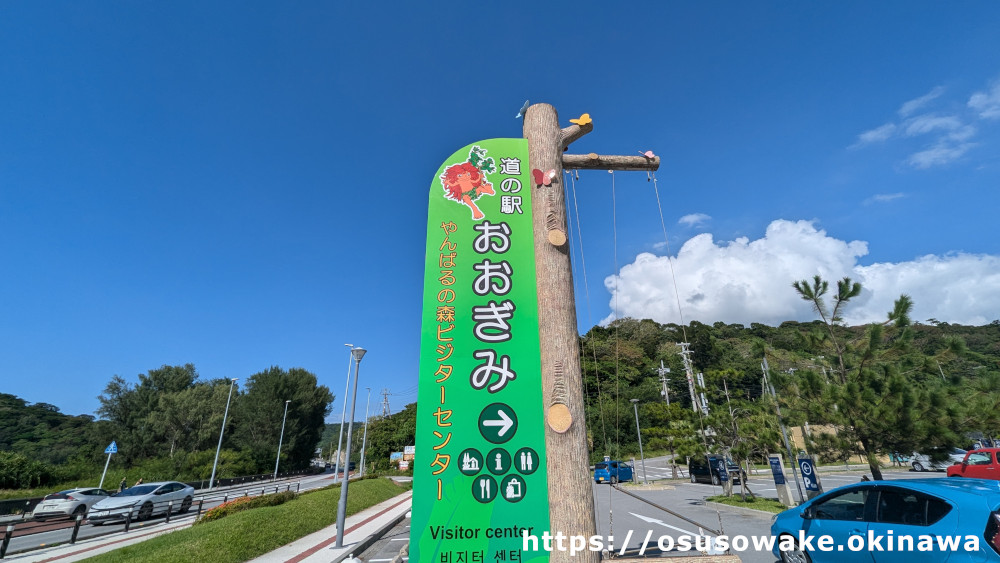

{"left": 81, "top": 477, "right": 411, "bottom": 563}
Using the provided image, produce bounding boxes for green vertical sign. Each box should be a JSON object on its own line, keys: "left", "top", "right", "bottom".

{"left": 412, "top": 139, "right": 549, "bottom": 562}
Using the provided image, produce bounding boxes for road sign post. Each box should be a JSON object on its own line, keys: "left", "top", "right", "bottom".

{"left": 796, "top": 455, "right": 823, "bottom": 499}
{"left": 98, "top": 441, "right": 117, "bottom": 489}
{"left": 769, "top": 453, "right": 795, "bottom": 506}
{"left": 708, "top": 455, "right": 732, "bottom": 496}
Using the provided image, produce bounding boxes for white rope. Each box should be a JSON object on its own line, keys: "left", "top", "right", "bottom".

{"left": 565, "top": 170, "right": 609, "bottom": 451}
{"left": 610, "top": 171, "right": 622, "bottom": 461}
{"left": 651, "top": 171, "right": 689, "bottom": 342}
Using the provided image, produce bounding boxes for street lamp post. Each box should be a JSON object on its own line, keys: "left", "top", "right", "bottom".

{"left": 274, "top": 400, "right": 291, "bottom": 480}
{"left": 209, "top": 378, "right": 238, "bottom": 490}
{"left": 333, "top": 344, "right": 354, "bottom": 483}
{"left": 335, "top": 347, "right": 366, "bottom": 548}
{"left": 359, "top": 388, "right": 371, "bottom": 477}
{"left": 631, "top": 399, "right": 648, "bottom": 485}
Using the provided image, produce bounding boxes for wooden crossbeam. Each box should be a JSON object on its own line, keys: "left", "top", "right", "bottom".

{"left": 563, "top": 152, "right": 660, "bottom": 171}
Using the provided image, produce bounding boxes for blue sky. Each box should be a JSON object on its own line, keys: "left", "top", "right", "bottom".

{"left": 2, "top": 2, "right": 999, "bottom": 419}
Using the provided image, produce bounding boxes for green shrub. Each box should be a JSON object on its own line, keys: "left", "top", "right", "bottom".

{"left": 0, "top": 451, "right": 53, "bottom": 489}
{"left": 196, "top": 490, "right": 296, "bottom": 524}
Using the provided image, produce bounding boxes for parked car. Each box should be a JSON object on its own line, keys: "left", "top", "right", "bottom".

{"left": 688, "top": 456, "right": 747, "bottom": 485}
{"left": 31, "top": 487, "right": 111, "bottom": 520}
{"left": 911, "top": 447, "right": 967, "bottom": 472}
{"left": 88, "top": 481, "right": 194, "bottom": 525}
{"left": 335, "top": 461, "right": 357, "bottom": 474}
{"left": 593, "top": 460, "right": 633, "bottom": 484}
{"left": 770, "top": 478, "right": 1000, "bottom": 562}
{"left": 948, "top": 448, "right": 1000, "bottom": 479}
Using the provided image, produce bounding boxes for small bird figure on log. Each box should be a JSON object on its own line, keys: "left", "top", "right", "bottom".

{"left": 639, "top": 150, "right": 657, "bottom": 159}
{"left": 569, "top": 113, "right": 592, "bottom": 126}
{"left": 516, "top": 100, "right": 529, "bottom": 119}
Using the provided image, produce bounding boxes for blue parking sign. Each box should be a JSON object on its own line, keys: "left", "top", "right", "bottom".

{"left": 797, "top": 456, "right": 819, "bottom": 492}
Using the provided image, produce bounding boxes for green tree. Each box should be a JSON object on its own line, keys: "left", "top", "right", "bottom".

{"left": 231, "top": 366, "right": 333, "bottom": 471}
{"left": 788, "top": 276, "right": 963, "bottom": 479}
{"left": 96, "top": 364, "right": 201, "bottom": 462}
{"left": 363, "top": 403, "right": 416, "bottom": 470}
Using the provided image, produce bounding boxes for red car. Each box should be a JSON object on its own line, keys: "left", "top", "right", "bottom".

{"left": 947, "top": 448, "right": 1000, "bottom": 479}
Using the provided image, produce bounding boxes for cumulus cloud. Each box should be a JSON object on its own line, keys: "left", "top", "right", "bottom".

{"left": 678, "top": 213, "right": 711, "bottom": 227}
{"left": 969, "top": 79, "right": 1000, "bottom": 119}
{"left": 602, "top": 219, "right": 1000, "bottom": 327}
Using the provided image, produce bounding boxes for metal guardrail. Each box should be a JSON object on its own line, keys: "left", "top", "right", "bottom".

{"left": 0, "top": 498, "right": 43, "bottom": 518}
{"left": 0, "top": 467, "right": 319, "bottom": 518}
{"left": 0, "top": 479, "right": 303, "bottom": 558}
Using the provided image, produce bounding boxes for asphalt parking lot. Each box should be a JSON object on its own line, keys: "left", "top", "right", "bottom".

{"left": 354, "top": 462, "right": 946, "bottom": 562}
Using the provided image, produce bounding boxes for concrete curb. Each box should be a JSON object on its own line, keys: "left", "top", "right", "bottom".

{"left": 329, "top": 510, "right": 407, "bottom": 563}
{"left": 704, "top": 501, "right": 780, "bottom": 520}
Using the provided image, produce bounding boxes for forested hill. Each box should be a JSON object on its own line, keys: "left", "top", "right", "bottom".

{"left": 580, "top": 316, "right": 1000, "bottom": 475}
{"left": 1, "top": 364, "right": 333, "bottom": 490}
{"left": 2, "top": 316, "right": 998, "bottom": 485}
{"left": 0, "top": 393, "right": 97, "bottom": 465}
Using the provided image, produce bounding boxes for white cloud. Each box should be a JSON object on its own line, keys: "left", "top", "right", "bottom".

{"left": 903, "top": 114, "right": 962, "bottom": 136}
{"left": 850, "top": 77, "right": 1000, "bottom": 168}
{"left": 853, "top": 123, "right": 897, "bottom": 146}
{"left": 899, "top": 86, "right": 945, "bottom": 117}
{"left": 602, "top": 219, "right": 1000, "bottom": 327}
{"left": 678, "top": 213, "right": 711, "bottom": 227}
{"left": 947, "top": 125, "right": 977, "bottom": 142}
{"left": 866, "top": 193, "right": 904, "bottom": 204}
{"left": 907, "top": 141, "right": 975, "bottom": 168}
{"left": 969, "top": 79, "right": 1000, "bottom": 119}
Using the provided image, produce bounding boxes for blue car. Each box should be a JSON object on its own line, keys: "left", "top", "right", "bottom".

{"left": 770, "top": 478, "right": 1000, "bottom": 562}
{"left": 593, "top": 460, "right": 633, "bottom": 484}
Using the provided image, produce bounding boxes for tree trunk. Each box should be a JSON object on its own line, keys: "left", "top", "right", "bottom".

{"left": 524, "top": 103, "right": 598, "bottom": 563}
{"left": 860, "top": 438, "right": 883, "bottom": 480}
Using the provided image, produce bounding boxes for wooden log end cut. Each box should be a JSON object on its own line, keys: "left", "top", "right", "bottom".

{"left": 547, "top": 229, "right": 567, "bottom": 247}
{"left": 547, "top": 403, "right": 572, "bottom": 433}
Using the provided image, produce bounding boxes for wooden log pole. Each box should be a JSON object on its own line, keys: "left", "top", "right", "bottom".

{"left": 523, "top": 103, "right": 599, "bottom": 562}
{"left": 564, "top": 152, "right": 660, "bottom": 171}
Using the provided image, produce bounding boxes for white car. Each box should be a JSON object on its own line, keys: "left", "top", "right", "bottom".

{"left": 911, "top": 447, "right": 968, "bottom": 471}
{"left": 88, "top": 481, "right": 195, "bottom": 525}
{"left": 32, "top": 488, "right": 111, "bottom": 520}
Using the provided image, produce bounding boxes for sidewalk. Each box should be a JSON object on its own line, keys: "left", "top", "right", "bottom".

{"left": 248, "top": 490, "right": 412, "bottom": 563}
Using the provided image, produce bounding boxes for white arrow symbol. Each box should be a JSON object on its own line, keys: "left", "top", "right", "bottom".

{"left": 629, "top": 513, "right": 724, "bottom": 555}
{"left": 483, "top": 409, "right": 514, "bottom": 437}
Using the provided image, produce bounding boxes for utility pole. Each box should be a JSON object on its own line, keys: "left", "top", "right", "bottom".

{"left": 380, "top": 388, "right": 391, "bottom": 417}
{"left": 677, "top": 342, "right": 699, "bottom": 413}
{"left": 657, "top": 361, "right": 680, "bottom": 478}
{"left": 524, "top": 103, "right": 658, "bottom": 563}
{"left": 657, "top": 361, "right": 671, "bottom": 406}
{"left": 696, "top": 372, "right": 710, "bottom": 415}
